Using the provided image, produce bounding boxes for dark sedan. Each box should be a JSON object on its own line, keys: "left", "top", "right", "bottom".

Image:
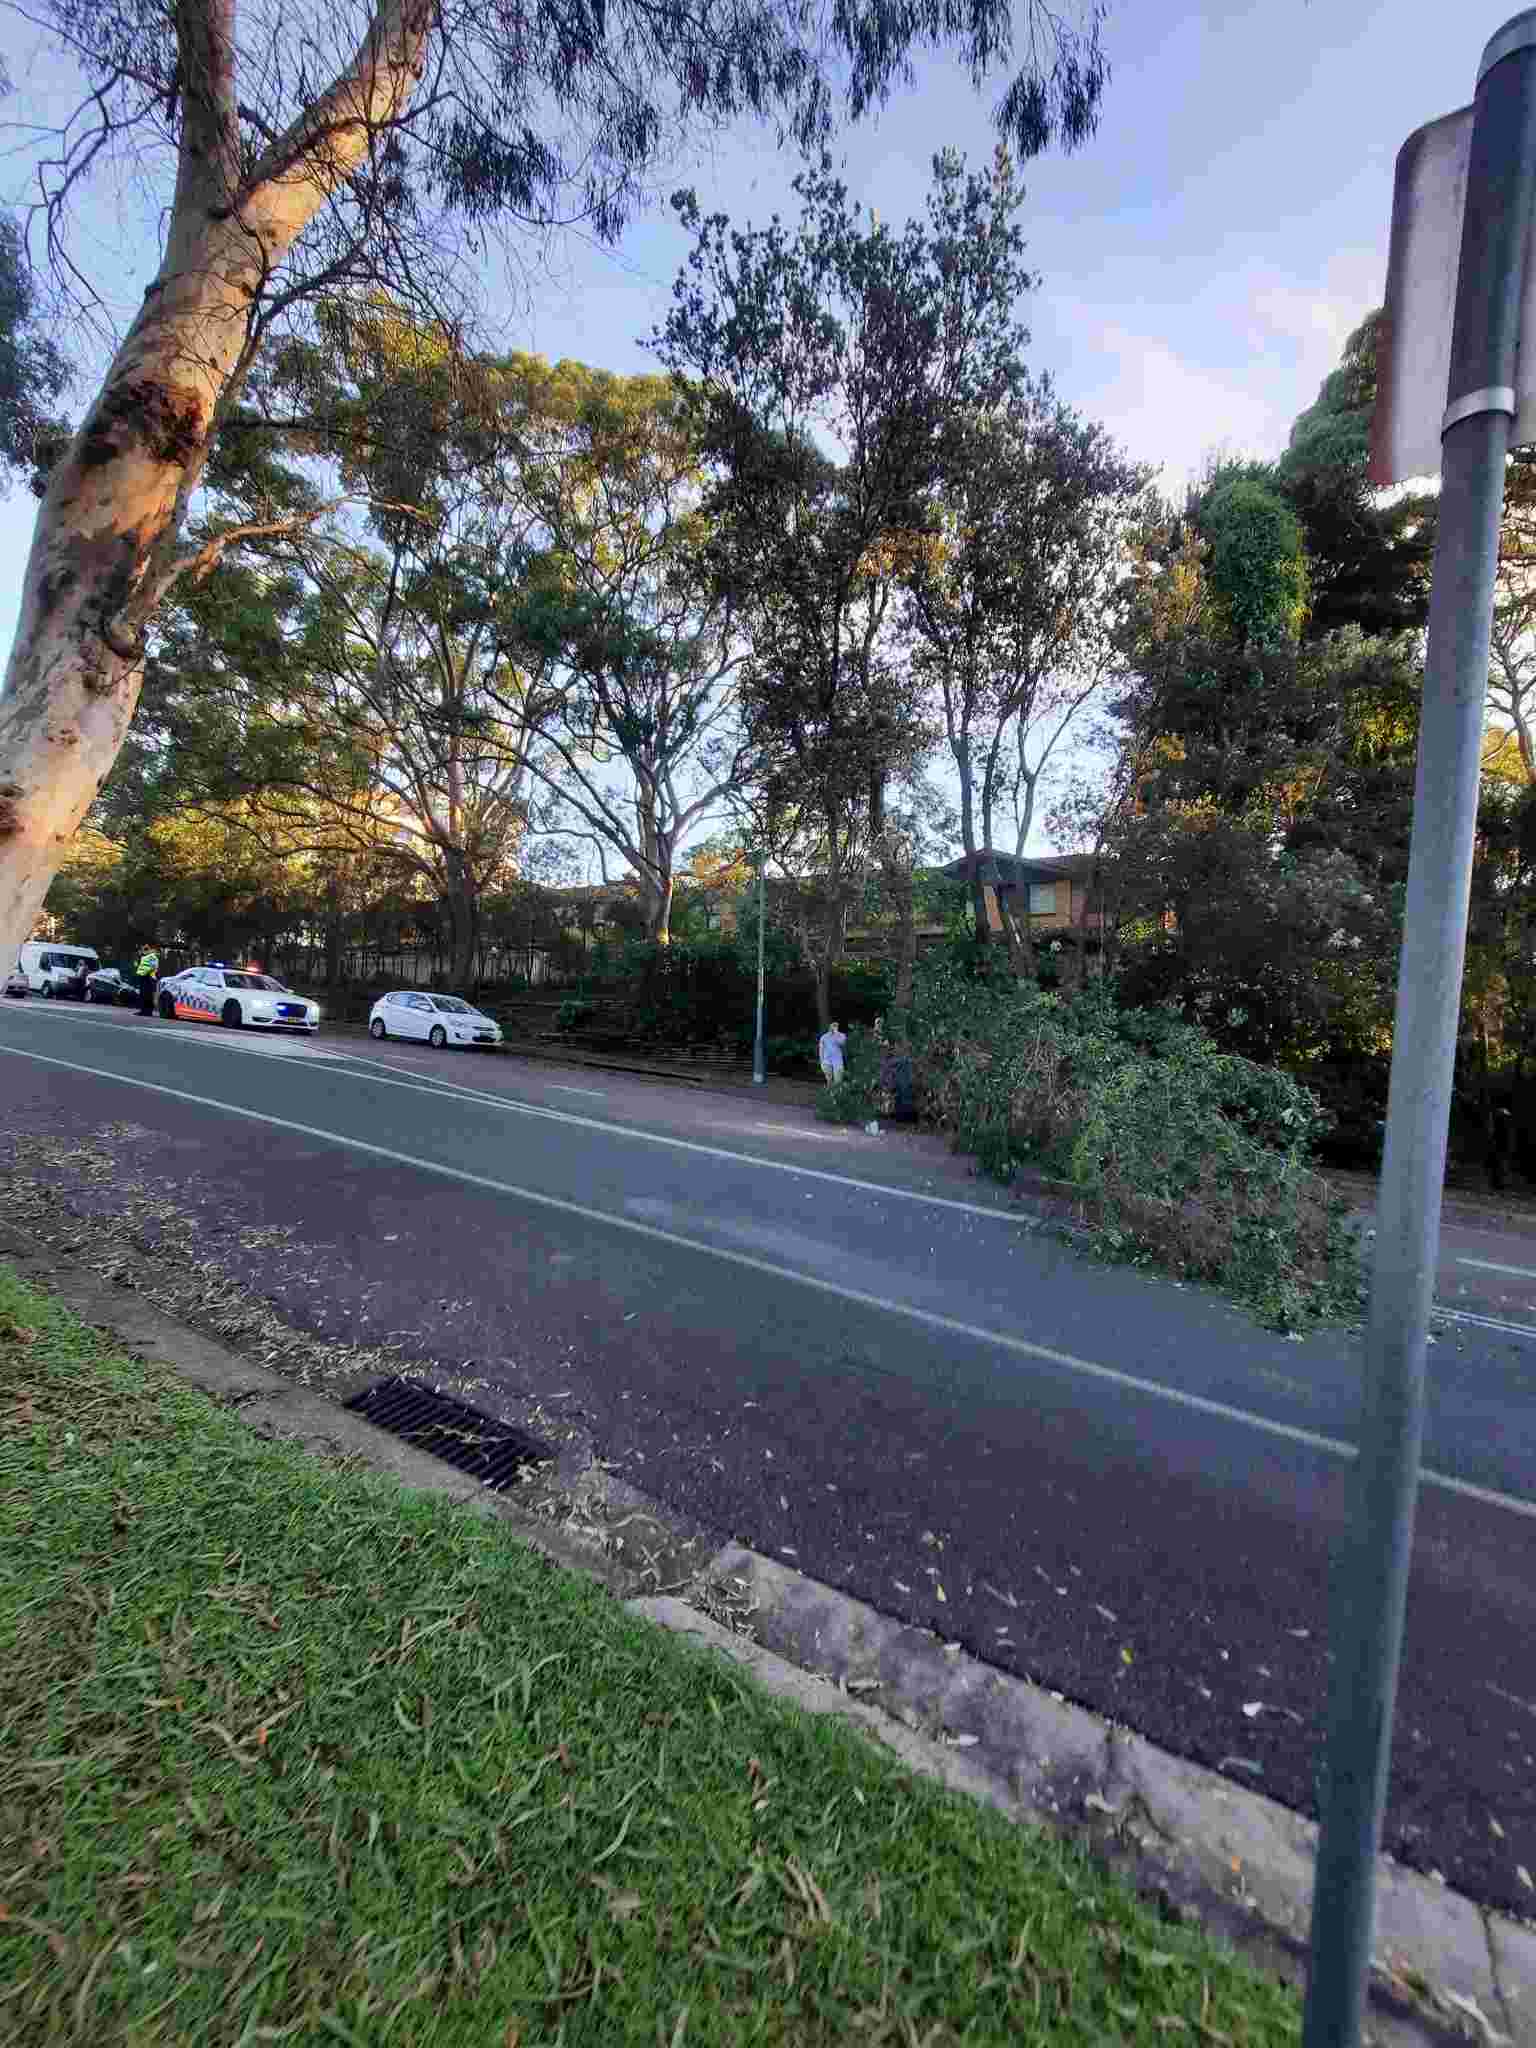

{"left": 85, "top": 967, "right": 139, "bottom": 1007}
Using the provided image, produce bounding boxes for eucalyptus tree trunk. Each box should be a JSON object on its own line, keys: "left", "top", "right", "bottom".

{"left": 0, "top": 0, "right": 435, "bottom": 964}
{"left": 876, "top": 827, "right": 917, "bottom": 1015}
{"left": 645, "top": 873, "right": 677, "bottom": 945}
{"left": 443, "top": 851, "right": 480, "bottom": 991}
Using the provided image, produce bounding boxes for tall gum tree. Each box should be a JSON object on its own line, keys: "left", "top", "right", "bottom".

{"left": 901, "top": 382, "right": 1150, "bottom": 965}
{"left": 656, "top": 148, "right": 1036, "bottom": 1022}
{"left": 489, "top": 359, "right": 749, "bottom": 945}
{"left": 0, "top": 0, "right": 1108, "bottom": 961}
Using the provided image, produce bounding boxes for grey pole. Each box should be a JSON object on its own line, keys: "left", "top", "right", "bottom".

{"left": 753, "top": 854, "right": 767, "bottom": 1086}
{"left": 1302, "top": 20, "right": 1536, "bottom": 2047}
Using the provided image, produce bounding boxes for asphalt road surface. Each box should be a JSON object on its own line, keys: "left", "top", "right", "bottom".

{"left": 4, "top": 996, "right": 1536, "bottom": 1916}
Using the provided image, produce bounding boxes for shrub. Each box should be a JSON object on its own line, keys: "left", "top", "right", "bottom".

{"left": 557, "top": 996, "right": 599, "bottom": 1032}
{"left": 903, "top": 963, "right": 1360, "bottom": 1329}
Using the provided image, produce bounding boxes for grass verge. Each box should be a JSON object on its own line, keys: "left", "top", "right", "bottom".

{"left": 0, "top": 1264, "right": 1301, "bottom": 2045}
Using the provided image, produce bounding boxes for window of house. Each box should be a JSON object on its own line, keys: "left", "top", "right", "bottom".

{"left": 1027, "top": 883, "right": 1057, "bottom": 914}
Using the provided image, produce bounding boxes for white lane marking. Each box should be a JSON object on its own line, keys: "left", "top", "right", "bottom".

{"left": 1457, "top": 1255, "right": 1536, "bottom": 1281}
{"left": 4, "top": 1037, "right": 1534, "bottom": 1524}
{"left": 549, "top": 1085, "right": 608, "bottom": 1098}
{"left": 1436, "top": 1304, "right": 1536, "bottom": 1342}
{"left": 2, "top": 1004, "right": 1032, "bottom": 1230}
{"left": 6, "top": 1001, "right": 344, "bottom": 1060}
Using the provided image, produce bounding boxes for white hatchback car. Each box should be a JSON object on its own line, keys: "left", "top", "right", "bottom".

{"left": 157, "top": 966, "right": 321, "bottom": 1032}
{"left": 369, "top": 991, "right": 503, "bottom": 1050}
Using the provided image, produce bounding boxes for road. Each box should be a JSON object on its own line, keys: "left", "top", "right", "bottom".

{"left": 3, "top": 995, "right": 1535, "bottom": 1915}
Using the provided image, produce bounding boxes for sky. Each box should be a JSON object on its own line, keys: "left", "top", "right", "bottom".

{"left": 0, "top": 0, "right": 1492, "bottom": 853}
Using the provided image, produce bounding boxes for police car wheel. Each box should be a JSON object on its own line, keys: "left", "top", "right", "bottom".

{"left": 221, "top": 1000, "right": 242, "bottom": 1028}
{"left": 428, "top": 1024, "right": 447, "bottom": 1049}
{"left": 369, "top": 1017, "right": 386, "bottom": 1040}
{"left": 158, "top": 993, "right": 176, "bottom": 1019}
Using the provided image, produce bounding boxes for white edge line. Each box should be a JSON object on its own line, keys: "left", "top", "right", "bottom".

{"left": 1455, "top": 1255, "right": 1536, "bottom": 1281}
{"left": 4, "top": 1036, "right": 1535, "bottom": 1524}
{"left": 7, "top": 1005, "right": 1035, "bottom": 1231}
{"left": 1435, "top": 1303, "right": 1536, "bottom": 1341}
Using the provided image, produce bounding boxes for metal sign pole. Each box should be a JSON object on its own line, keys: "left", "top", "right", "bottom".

{"left": 1302, "top": 19, "right": 1536, "bottom": 2045}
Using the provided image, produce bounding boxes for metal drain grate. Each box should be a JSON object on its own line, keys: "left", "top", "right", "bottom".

{"left": 343, "top": 1378, "right": 553, "bottom": 1491}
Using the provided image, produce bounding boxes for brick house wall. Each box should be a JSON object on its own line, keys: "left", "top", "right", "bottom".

{"left": 1023, "top": 874, "right": 1098, "bottom": 933}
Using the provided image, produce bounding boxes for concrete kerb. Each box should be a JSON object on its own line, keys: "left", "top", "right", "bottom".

{"left": 323, "top": 1015, "right": 822, "bottom": 1104}
{"left": 0, "top": 1221, "right": 1523, "bottom": 2047}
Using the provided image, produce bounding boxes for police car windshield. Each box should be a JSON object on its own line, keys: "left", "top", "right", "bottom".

{"left": 431, "top": 996, "right": 473, "bottom": 1014}
{"left": 222, "top": 972, "right": 289, "bottom": 992}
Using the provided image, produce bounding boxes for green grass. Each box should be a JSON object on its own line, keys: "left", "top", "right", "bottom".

{"left": 0, "top": 1265, "right": 1301, "bottom": 2046}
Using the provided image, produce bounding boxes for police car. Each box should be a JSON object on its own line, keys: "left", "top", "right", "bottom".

{"left": 157, "top": 965, "right": 321, "bottom": 1033}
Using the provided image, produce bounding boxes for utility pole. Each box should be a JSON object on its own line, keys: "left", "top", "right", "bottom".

{"left": 1303, "top": 16, "right": 1536, "bottom": 2045}
{"left": 753, "top": 850, "right": 767, "bottom": 1086}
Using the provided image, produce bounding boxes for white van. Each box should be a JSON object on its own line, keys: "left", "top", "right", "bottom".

{"left": 15, "top": 941, "right": 100, "bottom": 998}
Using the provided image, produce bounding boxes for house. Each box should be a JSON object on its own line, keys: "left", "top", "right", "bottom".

{"left": 937, "top": 851, "right": 1104, "bottom": 938}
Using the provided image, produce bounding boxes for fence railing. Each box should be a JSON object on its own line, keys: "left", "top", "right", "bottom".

{"left": 273, "top": 945, "right": 563, "bottom": 989}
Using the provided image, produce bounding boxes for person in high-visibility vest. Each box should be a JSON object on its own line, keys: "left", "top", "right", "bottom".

{"left": 134, "top": 944, "right": 160, "bottom": 1017}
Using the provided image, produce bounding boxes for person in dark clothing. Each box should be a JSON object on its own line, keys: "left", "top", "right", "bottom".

{"left": 134, "top": 945, "right": 160, "bottom": 1017}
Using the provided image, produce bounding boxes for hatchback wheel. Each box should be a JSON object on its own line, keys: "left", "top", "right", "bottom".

{"left": 428, "top": 1024, "right": 448, "bottom": 1049}
{"left": 369, "top": 1016, "right": 387, "bottom": 1040}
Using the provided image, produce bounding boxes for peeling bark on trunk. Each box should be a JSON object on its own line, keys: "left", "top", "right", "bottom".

{"left": 0, "top": 0, "right": 436, "bottom": 965}
{"left": 0, "top": 256, "right": 238, "bottom": 956}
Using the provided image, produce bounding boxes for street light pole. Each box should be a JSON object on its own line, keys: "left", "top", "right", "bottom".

{"left": 753, "top": 852, "right": 767, "bottom": 1086}
{"left": 1303, "top": 20, "right": 1536, "bottom": 2047}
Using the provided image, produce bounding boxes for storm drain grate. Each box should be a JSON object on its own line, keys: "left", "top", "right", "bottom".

{"left": 343, "top": 1378, "right": 554, "bottom": 1492}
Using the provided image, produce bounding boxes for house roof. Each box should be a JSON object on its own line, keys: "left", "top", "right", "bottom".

{"left": 937, "top": 850, "right": 1097, "bottom": 887}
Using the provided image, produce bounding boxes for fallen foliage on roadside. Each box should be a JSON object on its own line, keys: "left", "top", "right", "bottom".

{"left": 821, "top": 964, "right": 1361, "bottom": 1330}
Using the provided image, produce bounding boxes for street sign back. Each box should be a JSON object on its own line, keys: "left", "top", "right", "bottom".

{"left": 1372, "top": 101, "right": 1536, "bottom": 483}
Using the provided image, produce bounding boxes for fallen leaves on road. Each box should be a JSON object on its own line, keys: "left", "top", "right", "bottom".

{"left": 1441, "top": 1988, "right": 1511, "bottom": 2044}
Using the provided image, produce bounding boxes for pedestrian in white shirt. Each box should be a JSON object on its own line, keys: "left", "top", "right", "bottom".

{"left": 818, "top": 1021, "right": 847, "bottom": 1084}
